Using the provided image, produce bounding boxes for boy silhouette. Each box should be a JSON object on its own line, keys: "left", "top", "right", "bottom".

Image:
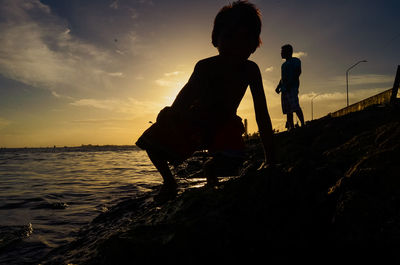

{"left": 136, "top": 1, "right": 274, "bottom": 200}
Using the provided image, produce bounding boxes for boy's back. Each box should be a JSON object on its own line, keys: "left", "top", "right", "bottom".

{"left": 173, "top": 55, "right": 259, "bottom": 123}
{"left": 281, "top": 57, "right": 301, "bottom": 92}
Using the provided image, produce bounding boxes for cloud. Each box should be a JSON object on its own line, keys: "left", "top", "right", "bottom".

{"left": 138, "top": 0, "right": 154, "bottom": 5}
{"left": 155, "top": 71, "right": 187, "bottom": 88}
{"left": 331, "top": 74, "right": 393, "bottom": 86}
{"left": 110, "top": 0, "right": 139, "bottom": 21}
{"left": 164, "top": 71, "right": 183, "bottom": 77}
{"left": 69, "top": 118, "right": 134, "bottom": 125}
{"left": 264, "top": 66, "right": 274, "bottom": 72}
{"left": 51, "top": 91, "right": 73, "bottom": 100}
{"left": 0, "top": 0, "right": 120, "bottom": 95}
{"left": 71, "top": 99, "right": 120, "bottom": 111}
{"left": 109, "top": 0, "right": 119, "bottom": 10}
{"left": 51, "top": 91, "right": 62, "bottom": 98}
{"left": 293, "top": 51, "right": 307, "bottom": 58}
{"left": 108, "top": 72, "right": 124, "bottom": 77}
{"left": 130, "top": 8, "right": 139, "bottom": 19}
{"left": 70, "top": 97, "right": 163, "bottom": 116}
{"left": 155, "top": 79, "right": 174, "bottom": 87}
{"left": 115, "top": 30, "right": 146, "bottom": 57}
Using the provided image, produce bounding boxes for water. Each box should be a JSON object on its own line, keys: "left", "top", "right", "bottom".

{"left": 0, "top": 146, "right": 166, "bottom": 264}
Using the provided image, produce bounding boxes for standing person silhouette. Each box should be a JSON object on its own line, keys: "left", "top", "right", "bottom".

{"left": 136, "top": 1, "right": 274, "bottom": 201}
{"left": 275, "top": 44, "right": 305, "bottom": 130}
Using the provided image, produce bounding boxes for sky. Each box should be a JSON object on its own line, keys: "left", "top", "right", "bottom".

{"left": 0, "top": 0, "right": 399, "bottom": 147}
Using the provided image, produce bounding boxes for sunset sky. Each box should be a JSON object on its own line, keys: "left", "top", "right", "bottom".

{"left": 0, "top": 0, "right": 399, "bottom": 147}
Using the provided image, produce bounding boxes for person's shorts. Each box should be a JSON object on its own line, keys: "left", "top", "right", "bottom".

{"left": 136, "top": 107, "right": 245, "bottom": 165}
{"left": 281, "top": 89, "right": 301, "bottom": 114}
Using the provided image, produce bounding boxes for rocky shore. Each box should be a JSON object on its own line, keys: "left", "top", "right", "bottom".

{"left": 43, "top": 102, "right": 400, "bottom": 264}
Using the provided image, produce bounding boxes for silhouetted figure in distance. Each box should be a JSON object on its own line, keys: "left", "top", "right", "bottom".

{"left": 275, "top": 44, "right": 305, "bottom": 130}
{"left": 136, "top": 1, "right": 274, "bottom": 201}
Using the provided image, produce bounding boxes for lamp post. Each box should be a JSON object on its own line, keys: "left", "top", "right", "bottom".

{"left": 346, "top": 60, "right": 367, "bottom": 106}
{"left": 311, "top": 94, "right": 320, "bottom": 120}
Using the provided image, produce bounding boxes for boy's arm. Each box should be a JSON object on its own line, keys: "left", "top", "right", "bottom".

{"left": 275, "top": 80, "right": 282, "bottom": 94}
{"left": 248, "top": 62, "right": 275, "bottom": 165}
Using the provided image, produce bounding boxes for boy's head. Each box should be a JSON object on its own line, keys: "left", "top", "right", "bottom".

{"left": 212, "top": 1, "right": 262, "bottom": 59}
{"left": 281, "top": 44, "right": 293, "bottom": 59}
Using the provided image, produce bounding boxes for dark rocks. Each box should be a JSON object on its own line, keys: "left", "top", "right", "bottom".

{"left": 42, "top": 104, "right": 400, "bottom": 264}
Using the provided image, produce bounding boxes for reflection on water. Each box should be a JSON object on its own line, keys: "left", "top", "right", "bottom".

{"left": 0, "top": 147, "right": 162, "bottom": 264}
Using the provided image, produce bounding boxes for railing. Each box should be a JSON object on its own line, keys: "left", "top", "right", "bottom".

{"left": 330, "top": 65, "right": 400, "bottom": 118}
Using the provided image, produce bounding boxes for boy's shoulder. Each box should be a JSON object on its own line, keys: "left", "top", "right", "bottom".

{"left": 196, "top": 56, "right": 219, "bottom": 67}
{"left": 244, "top": 59, "right": 259, "bottom": 69}
{"left": 240, "top": 60, "right": 261, "bottom": 76}
{"left": 194, "top": 57, "right": 260, "bottom": 77}
{"left": 291, "top": 57, "right": 301, "bottom": 65}
{"left": 196, "top": 57, "right": 259, "bottom": 67}
{"left": 286, "top": 57, "right": 301, "bottom": 64}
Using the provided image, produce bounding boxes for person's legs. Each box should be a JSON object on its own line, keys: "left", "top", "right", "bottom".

{"left": 295, "top": 108, "right": 305, "bottom": 127}
{"left": 146, "top": 150, "right": 177, "bottom": 190}
{"left": 287, "top": 112, "right": 294, "bottom": 130}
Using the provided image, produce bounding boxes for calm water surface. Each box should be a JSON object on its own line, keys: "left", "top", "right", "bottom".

{"left": 0, "top": 146, "right": 163, "bottom": 264}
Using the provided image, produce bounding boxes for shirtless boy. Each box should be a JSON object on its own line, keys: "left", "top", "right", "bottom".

{"left": 136, "top": 1, "right": 274, "bottom": 200}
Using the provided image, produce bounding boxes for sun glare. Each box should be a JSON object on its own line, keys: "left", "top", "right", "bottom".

{"left": 161, "top": 75, "right": 190, "bottom": 106}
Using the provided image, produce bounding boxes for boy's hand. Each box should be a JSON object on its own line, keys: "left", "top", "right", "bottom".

{"left": 275, "top": 80, "right": 282, "bottom": 94}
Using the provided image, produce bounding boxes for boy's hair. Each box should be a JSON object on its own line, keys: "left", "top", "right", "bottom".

{"left": 212, "top": 1, "right": 262, "bottom": 53}
{"left": 282, "top": 44, "right": 293, "bottom": 55}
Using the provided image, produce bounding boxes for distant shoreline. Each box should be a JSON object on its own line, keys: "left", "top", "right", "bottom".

{"left": 0, "top": 145, "right": 139, "bottom": 152}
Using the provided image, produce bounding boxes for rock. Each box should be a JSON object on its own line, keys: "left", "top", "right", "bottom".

{"left": 42, "top": 104, "right": 400, "bottom": 264}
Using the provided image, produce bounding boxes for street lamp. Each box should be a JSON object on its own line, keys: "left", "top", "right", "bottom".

{"left": 346, "top": 60, "right": 367, "bottom": 106}
{"left": 311, "top": 94, "right": 320, "bottom": 120}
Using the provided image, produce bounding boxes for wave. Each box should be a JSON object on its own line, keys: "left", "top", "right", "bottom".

{"left": 0, "top": 197, "right": 70, "bottom": 210}
{"left": 0, "top": 223, "right": 33, "bottom": 251}
{"left": 32, "top": 201, "right": 69, "bottom": 210}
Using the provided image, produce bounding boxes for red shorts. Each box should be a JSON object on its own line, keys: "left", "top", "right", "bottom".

{"left": 135, "top": 107, "right": 245, "bottom": 164}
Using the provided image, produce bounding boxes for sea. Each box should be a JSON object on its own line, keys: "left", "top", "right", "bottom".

{"left": 0, "top": 146, "right": 206, "bottom": 265}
